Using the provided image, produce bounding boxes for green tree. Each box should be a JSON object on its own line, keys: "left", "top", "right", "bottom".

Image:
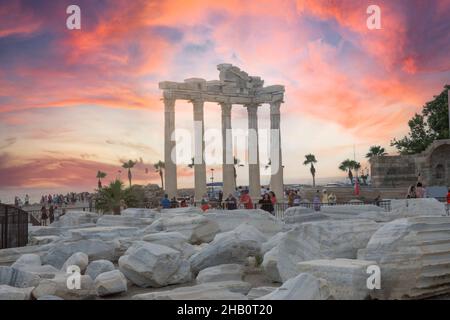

{"left": 391, "top": 85, "right": 449, "bottom": 154}
{"left": 366, "top": 145, "right": 386, "bottom": 159}
{"left": 95, "top": 179, "right": 125, "bottom": 215}
{"left": 154, "top": 160, "right": 165, "bottom": 190}
{"left": 122, "top": 160, "right": 137, "bottom": 188}
{"left": 96, "top": 171, "right": 107, "bottom": 189}
{"left": 339, "top": 159, "right": 360, "bottom": 185}
{"left": 303, "top": 154, "right": 317, "bottom": 187}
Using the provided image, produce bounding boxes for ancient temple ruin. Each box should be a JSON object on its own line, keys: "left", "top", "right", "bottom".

{"left": 159, "top": 64, "right": 285, "bottom": 200}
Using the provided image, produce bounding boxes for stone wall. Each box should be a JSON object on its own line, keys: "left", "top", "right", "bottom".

{"left": 371, "top": 139, "right": 450, "bottom": 188}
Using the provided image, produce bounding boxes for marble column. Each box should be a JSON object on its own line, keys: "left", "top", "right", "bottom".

{"left": 164, "top": 97, "right": 177, "bottom": 198}
{"left": 269, "top": 101, "right": 284, "bottom": 200}
{"left": 221, "top": 102, "right": 235, "bottom": 196}
{"left": 246, "top": 104, "right": 261, "bottom": 200}
{"left": 193, "top": 99, "right": 207, "bottom": 201}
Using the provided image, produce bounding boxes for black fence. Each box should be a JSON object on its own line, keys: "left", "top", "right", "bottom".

{"left": 0, "top": 204, "right": 28, "bottom": 249}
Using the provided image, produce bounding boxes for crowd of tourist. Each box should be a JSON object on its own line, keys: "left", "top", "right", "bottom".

{"left": 11, "top": 192, "right": 93, "bottom": 208}
{"left": 160, "top": 185, "right": 280, "bottom": 215}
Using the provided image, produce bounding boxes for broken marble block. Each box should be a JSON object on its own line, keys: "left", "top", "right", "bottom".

{"left": 296, "top": 259, "right": 377, "bottom": 300}
{"left": 144, "top": 214, "right": 220, "bottom": 244}
{"left": 132, "top": 283, "right": 248, "bottom": 300}
{"left": 118, "top": 241, "right": 191, "bottom": 288}
{"left": 358, "top": 216, "right": 450, "bottom": 299}
{"left": 257, "top": 273, "right": 332, "bottom": 300}
{"left": 196, "top": 264, "right": 244, "bottom": 283}
{"left": 189, "top": 224, "right": 267, "bottom": 274}
{"left": 263, "top": 219, "right": 381, "bottom": 282}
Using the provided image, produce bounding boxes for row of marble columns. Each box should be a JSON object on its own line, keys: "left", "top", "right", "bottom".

{"left": 164, "top": 98, "right": 283, "bottom": 201}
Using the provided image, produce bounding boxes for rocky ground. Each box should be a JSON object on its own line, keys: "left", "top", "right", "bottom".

{"left": 1, "top": 198, "right": 449, "bottom": 300}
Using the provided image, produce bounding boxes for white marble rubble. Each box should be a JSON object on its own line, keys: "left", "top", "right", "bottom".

{"left": 296, "top": 259, "right": 377, "bottom": 300}
{"left": 204, "top": 209, "right": 283, "bottom": 236}
{"left": 85, "top": 260, "right": 116, "bottom": 281}
{"left": 189, "top": 224, "right": 267, "bottom": 274}
{"left": 94, "top": 270, "right": 127, "bottom": 297}
{"left": 263, "top": 219, "right": 381, "bottom": 282}
{"left": 257, "top": 273, "right": 332, "bottom": 300}
{"left": 358, "top": 216, "right": 450, "bottom": 299}
{"left": 118, "top": 241, "right": 191, "bottom": 288}
{"left": 0, "top": 285, "right": 34, "bottom": 300}
{"left": 132, "top": 283, "right": 248, "bottom": 300}
{"left": 196, "top": 264, "right": 244, "bottom": 283}
{"left": 43, "top": 239, "right": 118, "bottom": 269}
{"left": 144, "top": 214, "right": 220, "bottom": 244}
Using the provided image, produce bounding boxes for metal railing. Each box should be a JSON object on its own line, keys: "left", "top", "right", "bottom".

{"left": 0, "top": 204, "right": 28, "bottom": 249}
{"left": 190, "top": 199, "right": 392, "bottom": 220}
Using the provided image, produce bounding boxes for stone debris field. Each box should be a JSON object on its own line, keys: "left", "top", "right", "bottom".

{"left": 1, "top": 198, "right": 449, "bottom": 300}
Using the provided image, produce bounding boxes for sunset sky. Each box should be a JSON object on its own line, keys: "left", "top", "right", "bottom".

{"left": 0, "top": 0, "right": 449, "bottom": 202}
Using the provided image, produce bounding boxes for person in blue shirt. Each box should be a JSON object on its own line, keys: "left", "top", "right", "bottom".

{"left": 160, "top": 194, "right": 171, "bottom": 209}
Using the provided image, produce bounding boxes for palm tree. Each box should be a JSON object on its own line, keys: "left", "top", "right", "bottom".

{"left": 303, "top": 154, "right": 317, "bottom": 187}
{"left": 96, "top": 171, "right": 107, "bottom": 189}
{"left": 366, "top": 145, "right": 386, "bottom": 159}
{"left": 95, "top": 179, "right": 125, "bottom": 215}
{"left": 339, "top": 159, "right": 361, "bottom": 185}
{"left": 153, "top": 160, "right": 165, "bottom": 190}
{"left": 122, "top": 160, "right": 137, "bottom": 188}
{"left": 233, "top": 157, "right": 244, "bottom": 187}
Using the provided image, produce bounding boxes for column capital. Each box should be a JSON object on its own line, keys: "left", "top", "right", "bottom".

{"left": 270, "top": 101, "right": 282, "bottom": 114}
{"left": 245, "top": 103, "right": 259, "bottom": 115}
{"left": 164, "top": 97, "right": 175, "bottom": 112}
{"left": 220, "top": 102, "right": 232, "bottom": 115}
{"left": 191, "top": 99, "right": 204, "bottom": 113}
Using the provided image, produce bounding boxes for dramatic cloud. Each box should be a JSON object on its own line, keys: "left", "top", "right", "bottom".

{"left": 0, "top": 0, "right": 449, "bottom": 194}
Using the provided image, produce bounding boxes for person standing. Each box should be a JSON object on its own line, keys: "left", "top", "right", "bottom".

{"left": 328, "top": 192, "right": 337, "bottom": 205}
{"left": 239, "top": 190, "right": 253, "bottom": 209}
{"left": 322, "top": 189, "right": 329, "bottom": 204}
{"left": 313, "top": 190, "right": 321, "bottom": 211}
{"left": 259, "top": 193, "right": 274, "bottom": 215}
{"left": 225, "top": 194, "right": 237, "bottom": 210}
{"left": 48, "top": 205, "right": 55, "bottom": 224}
{"left": 40, "top": 206, "right": 48, "bottom": 226}
{"left": 287, "top": 191, "right": 294, "bottom": 207}
{"left": 269, "top": 191, "right": 277, "bottom": 205}
{"left": 406, "top": 185, "right": 416, "bottom": 199}
{"left": 160, "top": 194, "right": 171, "bottom": 209}
{"left": 415, "top": 182, "right": 426, "bottom": 198}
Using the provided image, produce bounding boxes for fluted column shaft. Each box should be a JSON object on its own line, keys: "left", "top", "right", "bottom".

{"left": 270, "top": 101, "right": 284, "bottom": 200}
{"left": 247, "top": 104, "right": 261, "bottom": 200}
{"left": 221, "top": 103, "right": 235, "bottom": 196}
{"left": 193, "top": 99, "right": 207, "bottom": 201}
{"left": 164, "top": 98, "right": 177, "bottom": 198}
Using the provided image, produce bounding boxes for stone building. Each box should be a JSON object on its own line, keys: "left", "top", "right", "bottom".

{"left": 371, "top": 139, "right": 450, "bottom": 188}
